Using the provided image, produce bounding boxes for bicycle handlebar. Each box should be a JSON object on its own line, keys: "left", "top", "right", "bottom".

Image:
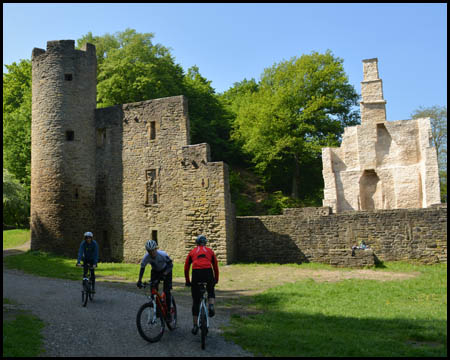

{"left": 76, "top": 263, "right": 96, "bottom": 269}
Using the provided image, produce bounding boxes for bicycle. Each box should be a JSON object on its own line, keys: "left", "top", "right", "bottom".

{"left": 77, "top": 263, "right": 95, "bottom": 307}
{"left": 136, "top": 279, "right": 177, "bottom": 343}
{"left": 197, "top": 282, "right": 210, "bottom": 350}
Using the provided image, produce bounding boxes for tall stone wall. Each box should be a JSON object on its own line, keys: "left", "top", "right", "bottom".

{"left": 94, "top": 95, "right": 235, "bottom": 264}
{"left": 236, "top": 205, "right": 447, "bottom": 266}
{"left": 94, "top": 105, "right": 124, "bottom": 261}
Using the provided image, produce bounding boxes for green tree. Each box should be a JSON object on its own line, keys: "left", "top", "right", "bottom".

{"left": 184, "top": 65, "right": 237, "bottom": 162}
{"left": 3, "top": 60, "right": 32, "bottom": 192}
{"left": 77, "top": 28, "right": 185, "bottom": 108}
{"left": 232, "top": 50, "right": 360, "bottom": 200}
{"left": 411, "top": 105, "right": 447, "bottom": 202}
{"left": 3, "top": 168, "right": 30, "bottom": 229}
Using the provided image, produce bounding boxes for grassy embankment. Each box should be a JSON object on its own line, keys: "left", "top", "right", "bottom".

{"left": 3, "top": 228, "right": 30, "bottom": 249}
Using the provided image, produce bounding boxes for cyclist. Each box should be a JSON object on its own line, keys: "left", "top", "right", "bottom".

{"left": 137, "top": 240, "right": 174, "bottom": 322}
{"left": 76, "top": 231, "right": 99, "bottom": 293}
{"left": 184, "top": 234, "right": 219, "bottom": 335}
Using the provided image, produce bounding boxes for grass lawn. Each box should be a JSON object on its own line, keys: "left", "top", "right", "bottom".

{"left": 222, "top": 262, "right": 447, "bottom": 357}
{"left": 3, "top": 229, "right": 30, "bottom": 249}
{"left": 3, "top": 298, "right": 46, "bottom": 357}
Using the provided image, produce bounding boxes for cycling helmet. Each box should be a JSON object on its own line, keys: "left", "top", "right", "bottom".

{"left": 145, "top": 240, "right": 158, "bottom": 252}
{"left": 84, "top": 231, "right": 93, "bottom": 238}
{"left": 196, "top": 235, "right": 207, "bottom": 245}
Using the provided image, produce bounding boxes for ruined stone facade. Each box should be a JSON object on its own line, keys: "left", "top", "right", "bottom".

{"left": 322, "top": 58, "right": 441, "bottom": 213}
{"left": 31, "top": 40, "right": 235, "bottom": 263}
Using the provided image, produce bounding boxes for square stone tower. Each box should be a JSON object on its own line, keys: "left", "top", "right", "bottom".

{"left": 322, "top": 58, "right": 441, "bottom": 213}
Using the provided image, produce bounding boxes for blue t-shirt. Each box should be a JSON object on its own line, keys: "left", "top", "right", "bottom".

{"left": 77, "top": 240, "right": 99, "bottom": 265}
{"left": 141, "top": 250, "right": 173, "bottom": 273}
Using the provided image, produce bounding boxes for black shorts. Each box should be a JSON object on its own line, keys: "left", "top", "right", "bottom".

{"left": 191, "top": 268, "right": 215, "bottom": 316}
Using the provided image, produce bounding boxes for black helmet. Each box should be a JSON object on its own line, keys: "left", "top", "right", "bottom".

{"left": 196, "top": 235, "right": 207, "bottom": 245}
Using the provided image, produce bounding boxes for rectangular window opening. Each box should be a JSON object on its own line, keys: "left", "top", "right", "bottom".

{"left": 96, "top": 128, "right": 106, "bottom": 147}
{"left": 152, "top": 230, "right": 158, "bottom": 244}
{"left": 150, "top": 121, "right": 156, "bottom": 140}
{"left": 66, "top": 130, "right": 74, "bottom": 141}
{"left": 65, "top": 74, "right": 73, "bottom": 81}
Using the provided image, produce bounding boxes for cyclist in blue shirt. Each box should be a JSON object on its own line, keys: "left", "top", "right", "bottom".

{"left": 76, "top": 231, "right": 99, "bottom": 293}
{"left": 137, "top": 240, "right": 174, "bottom": 322}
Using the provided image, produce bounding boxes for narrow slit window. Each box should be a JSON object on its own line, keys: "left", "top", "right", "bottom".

{"left": 66, "top": 130, "right": 74, "bottom": 141}
{"left": 65, "top": 74, "right": 73, "bottom": 81}
{"left": 96, "top": 128, "right": 106, "bottom": 147}
{"left": 150, "top": 121, "right": 156, "bottom": 140}
{"left": 152, "top": 230, "right": 158, "bottom": 244}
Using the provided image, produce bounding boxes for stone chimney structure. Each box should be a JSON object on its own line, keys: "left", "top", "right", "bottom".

{"left": 322, "top": 58, "right": 441, "bottom": 213}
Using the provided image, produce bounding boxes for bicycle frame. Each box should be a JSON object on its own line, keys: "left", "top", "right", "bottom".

{"left": 143, "top": 281, "right": 168, "bottom": 321}
{"left": 83, "top": 266, "right": 94, "bottom": 282}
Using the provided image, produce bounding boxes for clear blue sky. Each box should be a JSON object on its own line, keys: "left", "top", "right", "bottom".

{"left": 3, "top": 3, "right": 447, "bottom": 121}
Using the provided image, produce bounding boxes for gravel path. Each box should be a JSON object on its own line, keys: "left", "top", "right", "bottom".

{"left": 3, "top": 262, "right": 253, "bottom": 357}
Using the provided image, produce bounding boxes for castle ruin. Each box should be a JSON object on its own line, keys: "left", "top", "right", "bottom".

{"left": 322, "top": 58, "right": 441, "bottom": 213}
{"left": 30, "top": 41, "right": 446, "bottom": 267}
{"left": 30, "top": 40, "right": 235, "bottom": 263}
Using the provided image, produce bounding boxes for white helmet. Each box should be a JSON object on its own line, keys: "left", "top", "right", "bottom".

{"left": 84, "top": 231, "right": 93, "bottom": 238}
{"left": 145, "top": 240, "right": 158, "bottom": 252}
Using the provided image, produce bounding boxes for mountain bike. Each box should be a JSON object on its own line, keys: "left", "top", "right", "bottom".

{"left": 136, "top": 279, "right": 177, "bottom": 343}
{"left": 77, "top": 263, "right": 95, "bottom": 307}
{"left": 197, "top": 282, "right": 210, "bottom": 350}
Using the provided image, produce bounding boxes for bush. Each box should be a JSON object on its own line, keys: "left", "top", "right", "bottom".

{"left": 262, "top": 191, "right": 302, "bottom": 215}
{"left": 3, "top": 168, "right": 30, "bottom": 229}
{"left": 229, "top": 170, "right": 256, "bottom": 215}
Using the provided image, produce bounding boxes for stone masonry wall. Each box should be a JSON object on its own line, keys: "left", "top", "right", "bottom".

{"left": 94, "top": 95, "right": 234, "bottom": 264}
{"left": 236, "top": 205, "right": 447, "bottom": 267}
{"left": 95, "top": 105, "right": 124, "bottom": 261}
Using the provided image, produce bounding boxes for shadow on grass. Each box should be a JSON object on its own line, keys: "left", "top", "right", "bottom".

{"left": 224, "top": 308, "right": 447, "bottom": 357}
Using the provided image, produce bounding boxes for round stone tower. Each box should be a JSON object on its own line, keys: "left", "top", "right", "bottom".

{"left": 31, "top": 40, "right": 97, "bottom": 256}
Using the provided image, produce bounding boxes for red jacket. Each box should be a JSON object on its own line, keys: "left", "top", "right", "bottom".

{"left": 184, "top": 245, "right": 219, "bottom": 284}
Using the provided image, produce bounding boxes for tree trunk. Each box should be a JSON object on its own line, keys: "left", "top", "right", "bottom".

{"left": 291, "top": 154, "right": 300, "bottom": 199}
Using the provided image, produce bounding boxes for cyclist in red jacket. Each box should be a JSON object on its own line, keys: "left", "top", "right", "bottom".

{"left": 185, "top": 234, "right": 219, "bottom": 335}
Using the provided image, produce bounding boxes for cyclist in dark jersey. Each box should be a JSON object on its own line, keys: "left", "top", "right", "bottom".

{"left": 184, "top": 234, "right": 219, "bottom": 335}
{"left": 76, "top": 231, "right": 99, "bottom": 293}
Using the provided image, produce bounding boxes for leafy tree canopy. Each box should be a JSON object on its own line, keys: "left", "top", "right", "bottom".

{"left": 231, "top": 50, "right": 360, "bottom": 199}
{"left": 3, "top": 60, "right": 32, "bottom": 190}
{"left": 77, "top": 28, "right": 185, "bottom": 108}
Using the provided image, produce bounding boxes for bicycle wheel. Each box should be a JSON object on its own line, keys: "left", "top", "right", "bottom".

{"left": 88, "top": 281, "right": 94, "bottom": 301}
{"left": 82, "top": 280, "right": 89, "bottom": 307}
{"left": 136, "top": 302, "right": 165, "bottom": 342}
{"left": 200, "top": 306, "right": 208, "bottom": 350}
{"left": 167, "top": 296, "right": 177, "bottom": 330}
